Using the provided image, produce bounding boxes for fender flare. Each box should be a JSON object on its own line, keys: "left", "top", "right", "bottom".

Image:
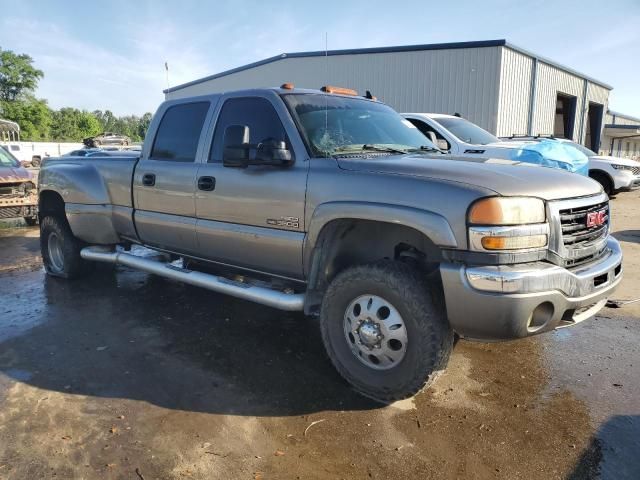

{"left": 303, "top": 201, "right": 458, "bottom": 274}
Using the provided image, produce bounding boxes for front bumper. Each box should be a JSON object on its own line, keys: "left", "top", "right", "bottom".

{"left": 440, "top": 237, "right": 623, "bottom": 340}
{"left": 613, "top": 171, "right": 640, "bottom": 191}
{"left": 0, "top": 194, "right": 38, "bottom": 220}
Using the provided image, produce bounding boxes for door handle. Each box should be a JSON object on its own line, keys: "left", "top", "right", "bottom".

{"left": 197, "top": 176, "right": 216, "bottom": 191}
{"left": 142, "top": 173, "right": 156, "bottom": 186}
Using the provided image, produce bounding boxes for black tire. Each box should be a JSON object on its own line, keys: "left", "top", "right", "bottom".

{"left": 320, "top": 260, "right": 453, "bottom": 403}
{"left": 589, "top": 171, "right": 613, "bottom": 196}
{"left": 23, "top": 216, "right": 38, "bottom": 226}
{"left": 40, "top": 215, "right": 91, "bottom": 279}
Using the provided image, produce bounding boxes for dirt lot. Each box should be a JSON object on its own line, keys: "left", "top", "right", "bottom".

{"left": 0, "top": 192, "right": 638, "bottom": 480}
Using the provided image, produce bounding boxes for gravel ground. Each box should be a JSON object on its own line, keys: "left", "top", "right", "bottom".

{"left": 0, "top": 191, "right": 638, "bottom": 479}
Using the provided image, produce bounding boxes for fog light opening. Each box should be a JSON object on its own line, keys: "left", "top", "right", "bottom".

{"left": 527, "top": 302, "right": 554, "bottom": 333}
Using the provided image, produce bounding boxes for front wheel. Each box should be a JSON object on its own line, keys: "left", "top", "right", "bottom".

{"left": 320, "top": 261, "right": 453, "bottom": 403}
{"left": 40, "top": 215, "right": 91, "bottom": 279}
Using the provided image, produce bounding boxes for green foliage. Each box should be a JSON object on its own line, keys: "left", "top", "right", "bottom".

{"left": 92, "top": 110, "right": 151, "bottom": 142}
{"left": 0, "top": 48, "right": 44, "bottom": 101}
{"left": 0, "top": 96, "right": 51, "bottom": 141}
{"left": 0, "top": 47, "right": 153, "bottom": 143}
{"left": 50, "top": 108, "right": 102, "bottom": 141}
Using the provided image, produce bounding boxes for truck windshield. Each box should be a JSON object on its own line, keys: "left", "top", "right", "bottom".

{"left": 0, "top": 146, "right": 20, "bottom": 167}
{"left": 283, "top": 94, "right": 436, "bottom": 157}
{"left": 435, "top": 117, "right": 499, "bottom": 145}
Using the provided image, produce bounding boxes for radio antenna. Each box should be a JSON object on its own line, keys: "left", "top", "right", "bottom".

{"left": 324, "top": 32, "right": 328, "bottom": 139}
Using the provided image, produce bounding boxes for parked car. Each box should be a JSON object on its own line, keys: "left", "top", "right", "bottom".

{"left": 38, "top": 85, "right": 622, "bottom": 403}
{"left": 500, "top": 136, "right": 640, "bottom": 196}
{"left": 83, "top": 132, "right": 131, "bottom": 148}
{"left": 0, "top": 146, "right": 38, "bottom": 225}
{"left": 402, "top": 113, "right": 589, "bottom": 175}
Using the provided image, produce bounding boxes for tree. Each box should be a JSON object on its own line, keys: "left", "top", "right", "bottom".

{"left": 0, "top": 48, "right": 44, "bottom": 101}
{"left": 0, "top": 96, "right": 51, "bottom": 141}
{"left": 138, "top": 112, "right": 153, "bottom": 140}
{"left": 50, "top": 108, "right": 101, "bottom": 141}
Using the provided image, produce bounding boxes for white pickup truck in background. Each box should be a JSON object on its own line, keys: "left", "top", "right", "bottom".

{"left": 0, "top": 141, "right": 83, "bottom": 167}
{"left": 402, "top": 113, "right": 554, "bottom": 161}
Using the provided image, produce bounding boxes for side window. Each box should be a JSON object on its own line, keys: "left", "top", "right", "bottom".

{"left": 407, "top": 118, "right": 451, "bottom": 150}
{"left": 210, "top": 97, "right": 289, "bottom": 162}
{"left": 150, "top": 102, "right": 210, "bottom": 162}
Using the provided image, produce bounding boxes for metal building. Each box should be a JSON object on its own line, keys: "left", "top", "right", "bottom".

{"left": 601, "top": 111, "right": 640, "bottom": 160}
{"left": 165, "top": 39, "right": 613, "bottom": 152}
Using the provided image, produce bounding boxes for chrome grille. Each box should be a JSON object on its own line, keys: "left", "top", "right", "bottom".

{"left": 558, "top": 200, "right": 609, "bottom": 266}
{"left": 632, "top": 166, "right": 640, "bottom": 175}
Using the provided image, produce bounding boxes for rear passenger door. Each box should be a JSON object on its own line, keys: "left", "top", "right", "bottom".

{"left": 133, "top": 101, "right": 211, "bottom": 254}
{"left": 194, "top": 94, "right": 308, "bottom": 280}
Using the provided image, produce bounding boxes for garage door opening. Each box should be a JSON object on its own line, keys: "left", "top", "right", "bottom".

{"left": 553, "top": 93, "right": 577, "bottom": 139}
{"left": 584, "top": 102, "right": 604, "bottom": 152}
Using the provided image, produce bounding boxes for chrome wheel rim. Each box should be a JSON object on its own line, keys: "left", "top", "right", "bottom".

{"left": 343, "top": 294, "right": 408, "bottom": 370}
{"left": 47, "top": 232, "right": 64, "bottom": 273}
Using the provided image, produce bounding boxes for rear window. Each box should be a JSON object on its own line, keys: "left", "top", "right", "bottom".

{"left": 150, "top": 102, "right": 210, "bottom": 162}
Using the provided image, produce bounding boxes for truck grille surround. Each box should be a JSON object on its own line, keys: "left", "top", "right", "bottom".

{"left": 548, "top": 194, "right": 610, "bottom": 268}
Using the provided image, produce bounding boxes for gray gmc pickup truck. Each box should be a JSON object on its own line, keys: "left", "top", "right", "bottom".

{"left": 38, "top": 86, "right": 623, "bottom": 403}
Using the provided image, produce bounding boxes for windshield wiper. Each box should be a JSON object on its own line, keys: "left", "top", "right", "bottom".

{"left": 332, "top": 144, "right": 409, "bottom": 157}
{"left": 360, "top": 144, "right": 409, "bottom": 155}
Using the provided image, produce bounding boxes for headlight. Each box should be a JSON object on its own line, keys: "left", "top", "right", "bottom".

{"left": 468, "top": 197, "right": 548, "bottom": 252}
{"left": 468, "top": 197, "right": 545, "bottom": 225}
{"left": 611, "top": 164, "right": 633, "bottom": 172}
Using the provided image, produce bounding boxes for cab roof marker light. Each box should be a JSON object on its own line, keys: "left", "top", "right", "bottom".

{"left": 320, "top": 85, "right": 358, "bottom": 96}
{"left": 280, "top": 83, "right": 295, "bottom": 90}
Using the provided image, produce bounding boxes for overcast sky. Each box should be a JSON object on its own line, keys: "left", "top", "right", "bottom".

{"left": 1, "top": 0, "right": 638, "bottom": 117}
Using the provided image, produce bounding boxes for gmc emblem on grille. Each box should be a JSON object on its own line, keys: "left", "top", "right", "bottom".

{"left": 586, "top": 210, "right": 607, "bottom": 228}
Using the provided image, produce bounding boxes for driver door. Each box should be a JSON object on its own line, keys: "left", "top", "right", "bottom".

{"left": 194, "top": 94, "right": 308, "bottom": 280}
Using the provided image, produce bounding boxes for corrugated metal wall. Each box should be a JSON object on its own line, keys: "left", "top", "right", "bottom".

{"left": 607, "top": 112, "right": 640, "bottom": 126}
{"left": 168, "top": 44, "right": 611, "bottom": 145}
{"left": 496, "top": 47, "right": 610, "bottom": 144}
{"left": 601, "top": 112, "right": 640, "bottom": 158}
{"left": 496, "top": 48, "right": 534, "bottom": 137}
{"left": 166, "top": 47, "right": 503, "bottom": 133}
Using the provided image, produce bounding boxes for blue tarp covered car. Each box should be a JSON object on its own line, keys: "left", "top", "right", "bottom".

{"left": 508, "top": 139, "right": 590, "bottom": 176}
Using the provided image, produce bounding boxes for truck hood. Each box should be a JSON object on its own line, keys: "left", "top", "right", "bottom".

{"left": 336, "top": 154, "right": 602, "bottom": 200}
{"left": 0, "top": 166, "right": 32, "bottom": 183}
